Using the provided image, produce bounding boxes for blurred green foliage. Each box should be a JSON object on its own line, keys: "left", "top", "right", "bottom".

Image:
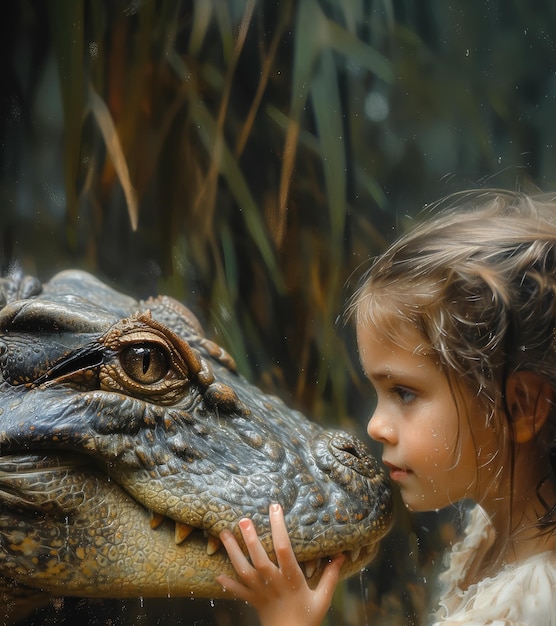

{"left": 1, "top": 1, "right": 556, "bottom": 624}
{"left": 2, "top": 0, "right": 555, "bottom": 422}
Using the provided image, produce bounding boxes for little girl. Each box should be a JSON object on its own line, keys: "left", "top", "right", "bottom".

{"left": 216, "top": 190, "right": 556, "bottom": 625}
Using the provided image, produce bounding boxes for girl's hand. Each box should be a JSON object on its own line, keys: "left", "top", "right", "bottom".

{"left": 216, "top": 503, "right": 344, "bottom": 626}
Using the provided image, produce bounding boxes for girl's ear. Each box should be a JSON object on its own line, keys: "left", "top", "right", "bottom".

{"left": 506, "top": 371, "right": 553, "bottom": 443}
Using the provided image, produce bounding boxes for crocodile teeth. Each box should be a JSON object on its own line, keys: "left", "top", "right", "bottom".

{"left": 206, "top": 535, "right": 222, "bottom": 556}
{"left": 349, "top": 547, "right": 361, "bottom": 562}
{"left": 150, "top": 512, "right": 165, "bottom": 529}
{"left": 174, "top": 522, "right": 194, "bottom": 544}
{"left": 303, "top": 558, "right": 320, "bottom": 578}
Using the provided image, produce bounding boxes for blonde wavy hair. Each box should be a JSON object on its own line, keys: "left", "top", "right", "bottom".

{"left": 350, "top": 189, "right": 556, "bottom": 517}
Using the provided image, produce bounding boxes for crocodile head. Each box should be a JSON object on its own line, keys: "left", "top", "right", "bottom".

{"left": 0, "top": 270, "right": 392, "bottom": 620}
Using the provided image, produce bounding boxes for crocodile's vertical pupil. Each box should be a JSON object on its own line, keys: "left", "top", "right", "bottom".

{"left": 120, "top": 344, "right": 169, "bottom": 384}
{"left": 142, "top": 350, "right": 150, "bottom": 374}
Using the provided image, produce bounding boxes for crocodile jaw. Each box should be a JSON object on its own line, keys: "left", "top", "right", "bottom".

{"left": 0, "top": 454, "right": 386, "bottom": 601}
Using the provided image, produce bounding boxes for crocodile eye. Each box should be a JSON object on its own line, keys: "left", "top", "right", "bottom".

{"left": 120, "top": 343, "right": 169, "bottom": 384}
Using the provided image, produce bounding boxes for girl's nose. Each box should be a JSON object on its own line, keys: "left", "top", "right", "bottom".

{"left": 367, "top": 409, "right": 397, "bottom": 445}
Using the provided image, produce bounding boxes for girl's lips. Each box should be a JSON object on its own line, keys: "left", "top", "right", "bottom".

{"left": 384, "top": 461, "right": 412, "bottom": 481}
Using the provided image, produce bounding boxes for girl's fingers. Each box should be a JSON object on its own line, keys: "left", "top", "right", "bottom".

{"left": 222, "top": 504, "right": 305, "bottom": 583}
{"left": 219, "top": 528, "right": 256, "bottom": 578}
{"left": 215, "top": 573, "right": 256, "bottom": 603}
{"left": 219, "top": 527, "right": 269, "bottom": 603}
{"left": 220, "top": 519, "right": 279, "bottom": 589}
{"left": 218, "top": 505, "right": 343, "bottom": 624}
{"left": 268, "top": 503, "right": 301, "bottom": 572}
{"left": 237, "top": 517, "right": 277, "bottom": 572}
{"left": 316, "top": 553, "right": 345, "bottom": 596}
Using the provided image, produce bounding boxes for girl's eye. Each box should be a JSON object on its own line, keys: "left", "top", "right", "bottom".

{"left": 392, "top": 386, "right": 416, "bottom": 404}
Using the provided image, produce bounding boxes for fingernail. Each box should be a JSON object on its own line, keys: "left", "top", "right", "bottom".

{"left": 269, "top": 503, "right": 281, "bottom": 513}
{"left": 238, "top": 517, "right": 252, "bottom": 530}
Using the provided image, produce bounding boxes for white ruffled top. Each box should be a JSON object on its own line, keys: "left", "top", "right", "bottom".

{"left": 429, "top": 505, "right": 556, "bottom": 625}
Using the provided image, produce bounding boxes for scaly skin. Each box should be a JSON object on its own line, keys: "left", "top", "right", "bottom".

{"left": 0, "top": 270, "right": 392, "bottom": 623}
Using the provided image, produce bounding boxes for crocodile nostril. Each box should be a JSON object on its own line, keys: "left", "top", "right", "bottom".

{"left": 330, "top": 435, "right": 370, "bottom": 464}
{"left": 337, "top": 443, "right": 362, "bottom": 459}
{"left": 312, "top": 433, "right": 386, "bottom": 486}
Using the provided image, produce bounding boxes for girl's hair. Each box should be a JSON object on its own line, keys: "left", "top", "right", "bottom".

{"left": 350, "top": 189, "right": 556, "bottom": 517}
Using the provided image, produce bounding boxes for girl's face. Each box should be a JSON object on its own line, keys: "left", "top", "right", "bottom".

{"left": 357, "top": 322, "right": 500, "bottom": 512}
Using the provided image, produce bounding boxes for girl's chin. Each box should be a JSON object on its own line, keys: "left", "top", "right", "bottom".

{"left": 398, "top": 487, "right": 448, "bottom": 513}
{"left": 401, "top": 495, "right": 459, "bottom": 513}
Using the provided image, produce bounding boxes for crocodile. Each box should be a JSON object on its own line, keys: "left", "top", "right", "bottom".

{"left": 0, "top": 269, "right": 392, "bottom": 623}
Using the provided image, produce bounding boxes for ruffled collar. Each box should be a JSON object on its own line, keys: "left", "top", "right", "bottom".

{"left": 433, "top": 504, "right": 556, "bottom": 622}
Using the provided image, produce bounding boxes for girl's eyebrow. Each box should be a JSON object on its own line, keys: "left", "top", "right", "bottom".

{"left": 365, "top": 365, "right": 428, "bottom": 381}
{"left": 366, "top": 368, "right": 405, "bottom": 381}
{"left": 367, "top": 369, "right": 393, "bottom": 379}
